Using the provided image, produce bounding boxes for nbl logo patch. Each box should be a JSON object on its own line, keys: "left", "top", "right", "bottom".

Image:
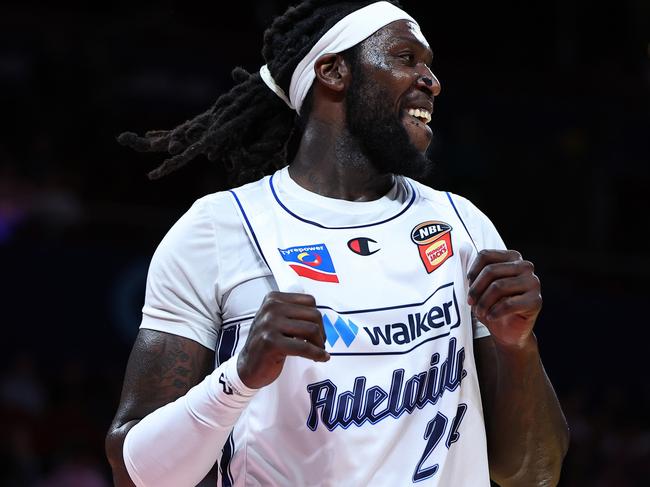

{"left": 278, "top": 243, "right": 339, "bottom": 283}
{"left": 411, "top": 221, "right": 454, "bottom": 273}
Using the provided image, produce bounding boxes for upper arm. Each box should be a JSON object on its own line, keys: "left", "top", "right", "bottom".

{"left": 105, "top": 329, "right": 215, "bottom": 485}
{"left": 141, "top": 197, "right": 222, "bottom": 350}
{"left": 105, "top": 198, "right": 226, "bottom": 484}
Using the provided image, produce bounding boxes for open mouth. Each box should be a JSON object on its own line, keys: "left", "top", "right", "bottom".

{"left": 405, "top": 107, "right": 432, "bottom": 125}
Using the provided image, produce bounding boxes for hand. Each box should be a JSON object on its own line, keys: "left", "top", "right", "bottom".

{"left": 467, "top": 249, "right": 542, "bottom": 349}
{"left": 237, "top": 291, "right": 330, "bottom": 389}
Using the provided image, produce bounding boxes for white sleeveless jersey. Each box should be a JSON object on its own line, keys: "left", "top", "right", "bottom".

{"left": 140, "top": 167, "right": 507, "bottom": 486}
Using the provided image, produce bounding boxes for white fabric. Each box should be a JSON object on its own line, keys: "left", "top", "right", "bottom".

{"left": 260, "top": 1, "right": 417, "bottom": 113}
{"left": 123, "top": 354, "right": 256, "bottom": 487}
{"left": 260, "top": 64, "right": 292, "bottom": 108}
{"left": 227, "top": 171, "right": 492, "bottom": 486}
{"left": 137, "top": 167, "right": 506, "bottom": 485}
{"left": 141, "top": 167, "right": 497, "bottom": 351}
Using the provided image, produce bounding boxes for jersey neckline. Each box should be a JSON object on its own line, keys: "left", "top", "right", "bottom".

{"left": 269, "top": 167, "right": 417, "bottom": 229}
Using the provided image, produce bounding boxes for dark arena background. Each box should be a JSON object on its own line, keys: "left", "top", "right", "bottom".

{"left": 1, "top": 0, "right": 648, "bottom": 485}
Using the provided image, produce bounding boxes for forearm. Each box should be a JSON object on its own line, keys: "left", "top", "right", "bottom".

{"left": 112, "top": 357, "right": 256, "bottom": 487}
{"left": 483, "top": 335, "right": 569, "bottom": 486}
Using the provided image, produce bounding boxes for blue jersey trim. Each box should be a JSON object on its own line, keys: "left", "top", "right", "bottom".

{"left": 328, "top": 330, "right": 455, "bottom": 356}
{"left": 215, "top": 324, "right": 240, "bottom": 485}
{"left": 445, "top": 192, "right": 478, "bottom": 252}
{"left": 222, "top": 314, "right": 256, "bottom": 327}
{"left": 269, "top": 173, "right": 416, "bottom": 229}
{"left": 317, "top": 282, "right": 454, "bottom": 315}
{"left": 229, "top": 190, "right": 270, "bottom": 268}
{"left": 220, "top": 433, "right": 235, "bottom": 487}
{"left": 216, "top": 324, "right": 240, "bottom": 367}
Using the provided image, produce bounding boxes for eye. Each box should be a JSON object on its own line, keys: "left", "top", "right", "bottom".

{"left": 398, "top": 52, "right": 415, "bottom": 64}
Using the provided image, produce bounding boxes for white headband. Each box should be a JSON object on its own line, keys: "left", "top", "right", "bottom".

{"left": 259, "top": 1, "right": 417, "bottom": 114}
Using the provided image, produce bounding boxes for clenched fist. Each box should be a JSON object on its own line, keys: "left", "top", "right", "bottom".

{"left": 467, "top": 249, "right": 542, "bottom": 349}
{"left": 237, "top": 291, "right": 330, "bottom": 389}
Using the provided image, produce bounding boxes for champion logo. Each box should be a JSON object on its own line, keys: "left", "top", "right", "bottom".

{"left": 322, "top": 315, "right": 359, "bottom": 347}
{"left": 347, "top": 237, "right": 380, "bottom": 256}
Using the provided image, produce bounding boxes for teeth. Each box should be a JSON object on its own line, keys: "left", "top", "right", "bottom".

{"left": 407, "top": 108, "right": 432, "bottom": 124}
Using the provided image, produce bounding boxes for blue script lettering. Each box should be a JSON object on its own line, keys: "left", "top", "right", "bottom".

{"left": 306, "top": 338, "right": 467, "bottom": 431}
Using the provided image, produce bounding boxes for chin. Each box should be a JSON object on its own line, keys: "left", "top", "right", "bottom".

{"left": 403, "top": 124, "right": 433, "bottom": 154}
{"left": 407, "top": 136, "right": 432, "bottom": 156}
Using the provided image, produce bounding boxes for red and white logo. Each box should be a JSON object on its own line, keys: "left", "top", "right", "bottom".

{"left": 411, "top": 221, "right": 454, "bottom": 273}
{"left": 347, "top": 237, "right": 380, "bottom": 256}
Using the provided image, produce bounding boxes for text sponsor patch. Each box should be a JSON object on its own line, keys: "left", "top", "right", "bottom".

{"left": 320, "top": 282, "right": 461, "bottom": 354}
{"left": 278, "top": 243, "right": 339, "bottom": 283}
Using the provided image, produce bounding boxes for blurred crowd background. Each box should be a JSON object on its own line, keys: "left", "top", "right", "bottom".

{"left": 1, "top": 0, "right": 648, "bottom": 485}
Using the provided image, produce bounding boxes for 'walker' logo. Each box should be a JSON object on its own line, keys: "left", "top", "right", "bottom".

{"left": 278, "top": 243, "right": 339, "bottom": 283}
{"left": 322, "top": 283, "right": 460, "bottom": 351}
{"left": 323, "top": 315, "right": 359, "bottom": 347}
{"left": 363, "top": 287, "right": 460, "bottom": 346}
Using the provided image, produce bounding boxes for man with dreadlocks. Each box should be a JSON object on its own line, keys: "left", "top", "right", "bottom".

{"left": 106, "top": 1, "right": 569, "bottom": 486}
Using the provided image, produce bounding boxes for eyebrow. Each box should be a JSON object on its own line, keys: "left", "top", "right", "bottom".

{"left": 391, "top": 36, "right": 434, "bottom": 60}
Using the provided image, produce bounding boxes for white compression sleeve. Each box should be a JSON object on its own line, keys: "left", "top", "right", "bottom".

{"left": 123, "top": 354, "right": 257, "bottom": 487}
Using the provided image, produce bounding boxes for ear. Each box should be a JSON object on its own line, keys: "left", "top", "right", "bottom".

{"left": 313, "top": 53, "right": 350, "bottom": 93}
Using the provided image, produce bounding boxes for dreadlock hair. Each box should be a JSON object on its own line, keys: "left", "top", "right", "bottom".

{"left": 118, "top": 0, "right": 403, "bottom": 186}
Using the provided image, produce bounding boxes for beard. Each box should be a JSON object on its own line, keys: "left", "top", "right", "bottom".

{"left": 345, "top": 68, "right": 433, "bottom": 180}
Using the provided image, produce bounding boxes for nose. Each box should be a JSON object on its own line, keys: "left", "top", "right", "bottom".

{"left": 416, "top": 66, "right": 441, "bottom": 97}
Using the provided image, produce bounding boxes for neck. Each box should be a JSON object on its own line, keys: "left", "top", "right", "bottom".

{"left": 288, "top": 116, "right": 394, "bottom": 201}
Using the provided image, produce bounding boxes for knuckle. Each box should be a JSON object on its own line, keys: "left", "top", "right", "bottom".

{"left": 522, "top": 260, "right": 535, "bottom": 272}
{"left": 263, "top": 298, "right": 287, "bottom": 316}
{"left": 261, "top": 294, "right": 281, "bottom": 309}
{"left": 265, "top": 291, "right": 283, "bottom": 301}
{"left": 491, "top": 279, "right": 504, "bottom": 291}
{"left": 503, "top": 297, "right": 515, "bottom": 310}
{"left": 258, "top": 330, "right": 275, "bottom": 346}
{"left": 254, "top": 309, "right": 273, "bottom": 327}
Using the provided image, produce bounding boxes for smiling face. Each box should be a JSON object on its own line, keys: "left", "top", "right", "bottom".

{"left": 344, "top": 20, "right": 441, "bottom": 178}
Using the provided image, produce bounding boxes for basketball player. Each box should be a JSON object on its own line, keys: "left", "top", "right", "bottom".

{"left": 106, "top": 1, "right": 569, "bottom": 485}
